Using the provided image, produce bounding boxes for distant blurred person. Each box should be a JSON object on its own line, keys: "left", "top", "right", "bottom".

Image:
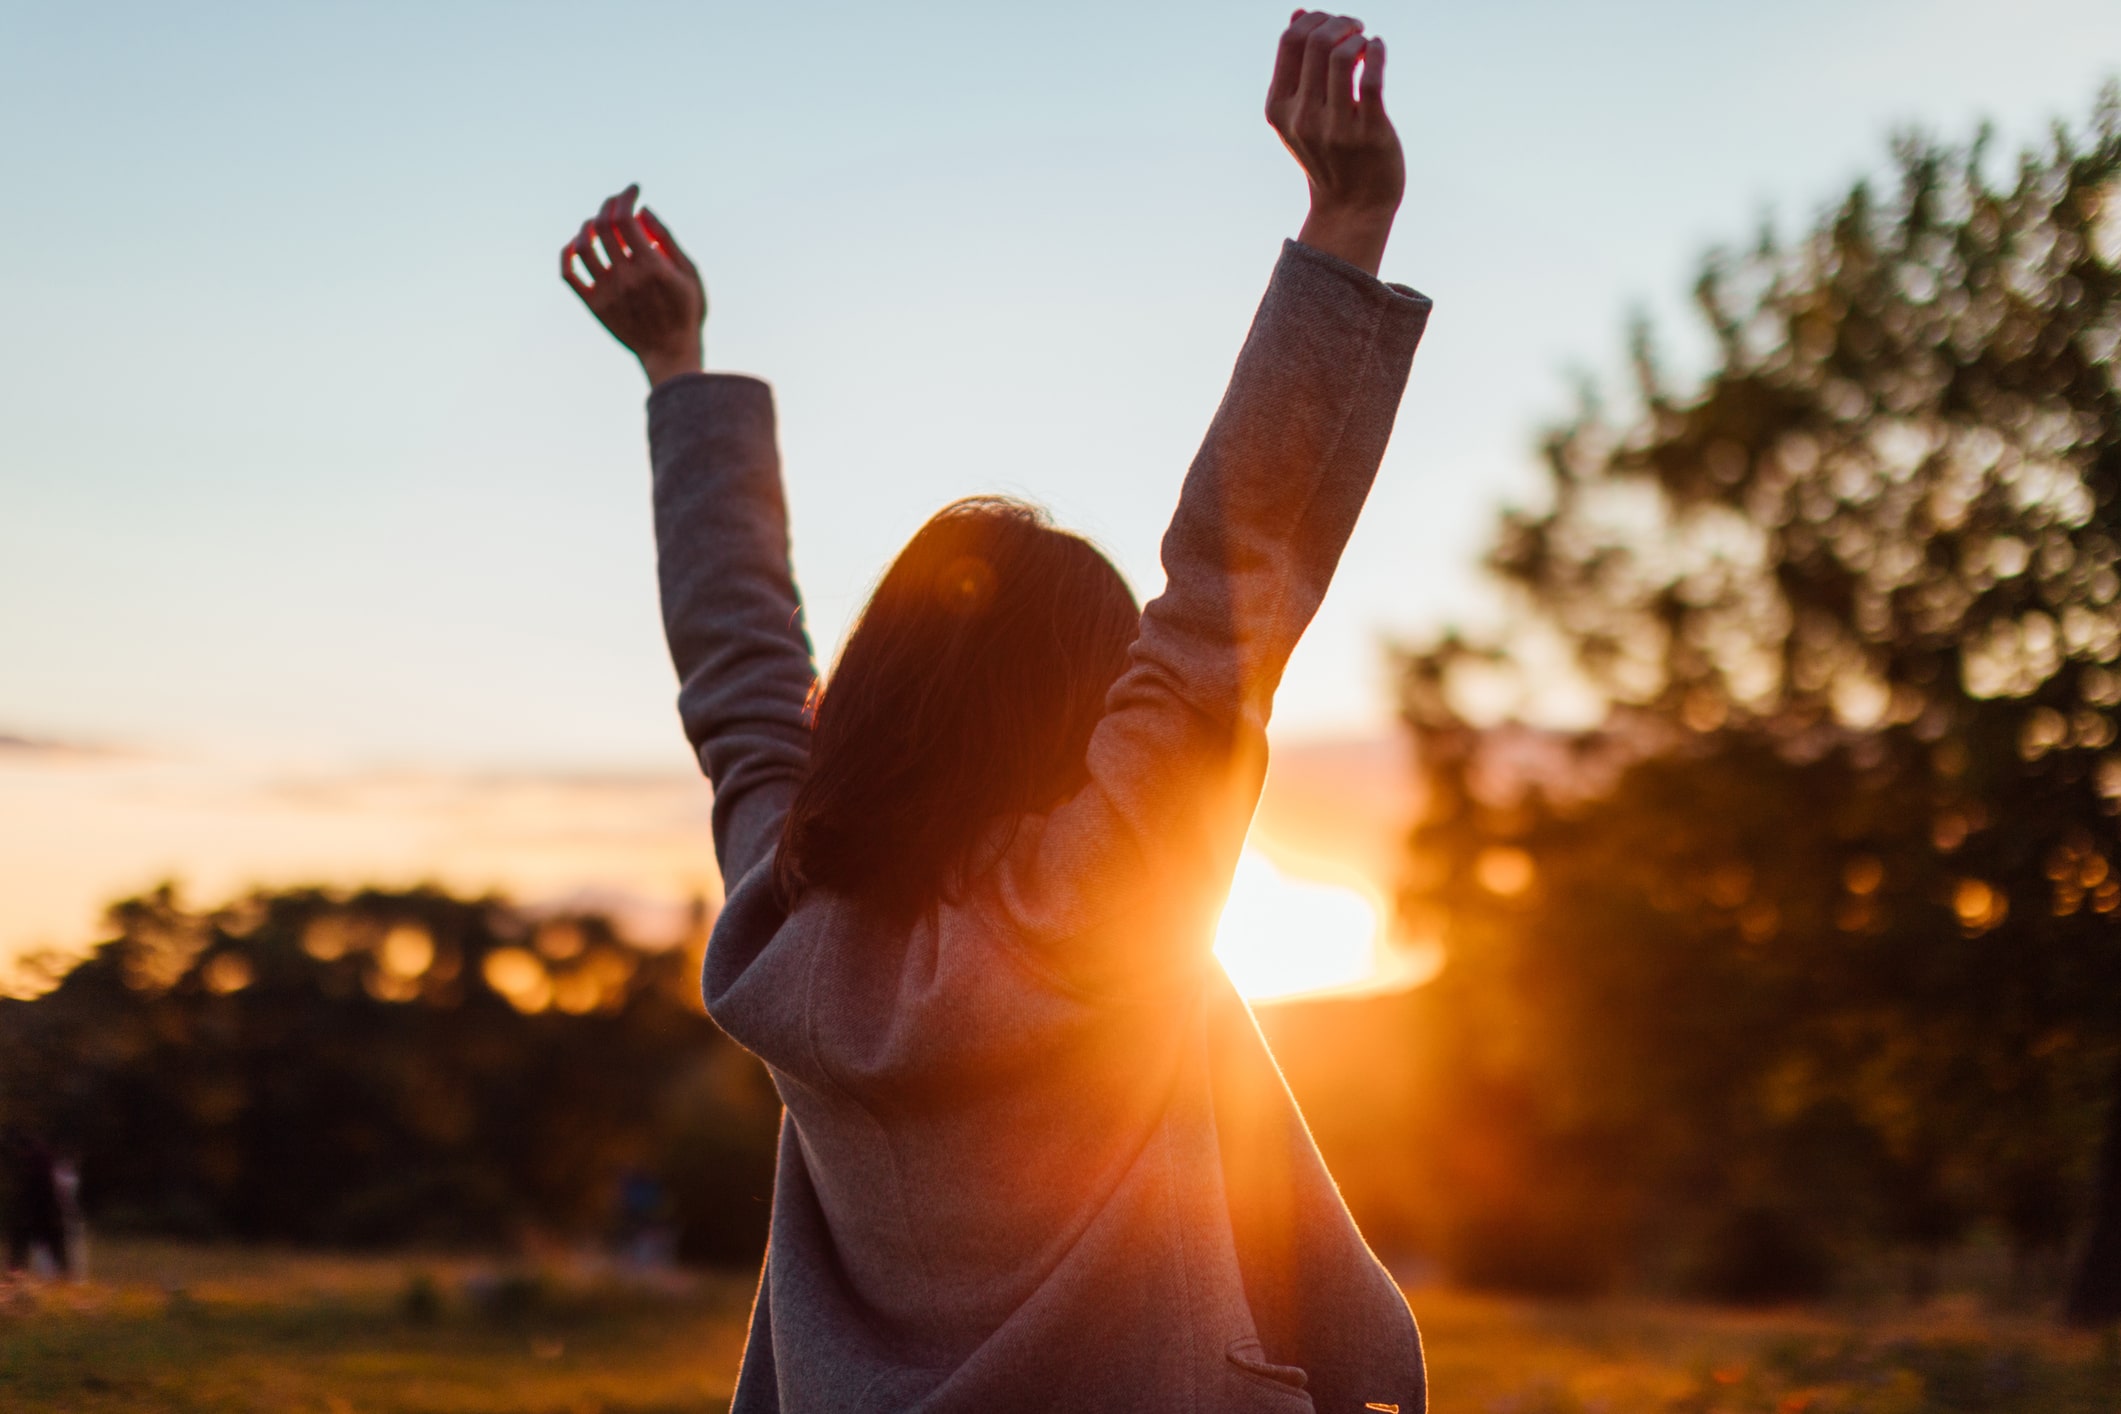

{"left": 562, "top": 12, "right": 1430, "bottom": 1411}
{"left": 615, "top": 1166, "right": 675, "bottom": 1270}
{"left": 2, "top": 1128, "right": 69, "bottom": 1281}
{"left": 53, "top": 1151, "right": 85, "bottom": 1282}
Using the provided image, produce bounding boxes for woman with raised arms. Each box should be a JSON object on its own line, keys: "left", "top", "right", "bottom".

{"left": 561, "top": 12, "right": 1431, "bottom": 1410}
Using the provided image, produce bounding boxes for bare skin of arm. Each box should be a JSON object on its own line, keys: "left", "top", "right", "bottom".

{"left": 559, "top": 11, "right": 1401, "bottom": 383}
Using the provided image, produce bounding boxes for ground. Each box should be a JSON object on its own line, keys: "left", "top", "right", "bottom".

{"left": 0, "top": 1242, "right": 2114, "bottom": 1412}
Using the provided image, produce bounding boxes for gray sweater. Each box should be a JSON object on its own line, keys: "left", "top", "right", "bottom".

{"left": 648, "top": 240, "right": 1432, "bottom": 1413}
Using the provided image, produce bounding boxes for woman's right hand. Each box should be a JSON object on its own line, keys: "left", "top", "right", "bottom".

{"left": 1265, "top": 11, "right": 1404, "bottom": 276}
{"left": 562, "top": 185, "right": 707, "bottom": 388}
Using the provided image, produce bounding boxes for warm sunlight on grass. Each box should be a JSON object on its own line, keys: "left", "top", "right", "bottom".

{"left": 0, "top": 1241, "right": 755, "bottom": 1414}
{"left": 9, "top": 1243, "right": 2113, "bottom": 1413}
{"left": 1214, "top": 849, "right": 1382, "bottom": 1001}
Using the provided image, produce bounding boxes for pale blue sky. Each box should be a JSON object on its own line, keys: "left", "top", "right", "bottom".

{"left": 5, "top": 0, "right": 2118, "bottom": 768}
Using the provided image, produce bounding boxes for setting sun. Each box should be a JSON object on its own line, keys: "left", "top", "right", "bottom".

{"left": 1214, "top": 848, "right": 1383, "bottom": 1001}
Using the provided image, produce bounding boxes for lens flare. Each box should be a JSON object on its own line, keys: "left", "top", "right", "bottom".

{"left": 1213, "top": 849, "right": 1382, "bottom": 1001}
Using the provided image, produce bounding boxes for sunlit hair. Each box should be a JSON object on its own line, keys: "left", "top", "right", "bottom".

{"left": 776, "top": 497, "right": 1139, "bottom": 916}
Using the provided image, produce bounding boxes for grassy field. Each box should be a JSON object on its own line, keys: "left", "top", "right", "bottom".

{"left": 1, "top": 1242, "right": 2115, "bottom": 1412}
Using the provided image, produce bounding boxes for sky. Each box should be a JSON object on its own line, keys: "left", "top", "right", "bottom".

{"left": 3, "top": 0, "right": 2120, "bottom": 967}
{"left": 6, "top": 0, "right": 2121, "bottom": 765}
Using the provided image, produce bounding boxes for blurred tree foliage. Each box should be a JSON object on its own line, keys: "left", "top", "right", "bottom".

{"left": 0, "top": 885, "right": 777, "bottom": 1263}
{"left": 1400, "top": 93, "right": 2121, "bottom": 1318}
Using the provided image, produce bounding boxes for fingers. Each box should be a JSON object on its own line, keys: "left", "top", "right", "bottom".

{"left": 571, "top": 219, "right": 607, "bottom": 283}
{"left": 560, "top": 238, "right": 593, "bottom": 295}
{"left": 1269, "top": 10, "right": 1331, "bottom": 106}
{"left": 615, "top": 207, "right": 654, "bottom": 270}
{"left": 1326, "top": 26, "right": 1366, "bottom": 113}
{"left": 1296, "top": 15, "right": 1362, "bottom": 108}
{"left": 1358, "top": 35, "right": 1386, "bottom": 112}
{"left": 563, "top": 185, "right": 696, "bottom": 304}
{"left": 594, "top": 189, "right": 631, "bottom": 264}
{"left": 640, "top": 208, "right": 698, "bottom": 278}
{"left": 638, "top": 207, "right": 673, "bottom": 256}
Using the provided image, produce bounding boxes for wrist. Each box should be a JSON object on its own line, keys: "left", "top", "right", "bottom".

{"left": 640, "top": 336, "right": 704, "bottom": 389}
{"left": 1297, "top": 201, "right": 1397, "bottom": 277}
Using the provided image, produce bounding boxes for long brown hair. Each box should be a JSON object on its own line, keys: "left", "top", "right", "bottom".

{"left": 776, "top": 497, "right": 1139, "bottom": 915}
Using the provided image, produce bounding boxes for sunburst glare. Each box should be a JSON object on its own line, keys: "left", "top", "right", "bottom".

{"left": 1214, "top": 848, "right": 1382, "bottom": 1001}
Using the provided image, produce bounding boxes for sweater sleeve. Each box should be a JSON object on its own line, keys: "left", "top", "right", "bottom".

{"left": 648, "top": 373, "right": 818, "bottom": 892}
{"left": 989, "top": 240, "right": 1431, "bottom": 991}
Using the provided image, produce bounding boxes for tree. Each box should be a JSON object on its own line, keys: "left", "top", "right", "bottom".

{"left": 1400, "top": 92, "right": 2121, "bottom": 1316}
{"left": 0, "top": 884, "right": 778, "bottom": 1261}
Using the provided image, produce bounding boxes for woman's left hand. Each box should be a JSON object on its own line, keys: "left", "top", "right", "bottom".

{"left": 561, "top": 184, "right": 707, "bottom": 387}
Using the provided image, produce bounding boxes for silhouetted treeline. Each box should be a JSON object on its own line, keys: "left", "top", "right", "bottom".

{"left": 1398, "top": 93, "right": 2121, "bottom": 1320}
{"left": 0, "top": 885, "right": 778, "bottom": 1264}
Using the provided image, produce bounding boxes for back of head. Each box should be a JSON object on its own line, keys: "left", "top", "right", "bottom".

{"left": 776, "top": 497, "right": 1139, "bottom": 917}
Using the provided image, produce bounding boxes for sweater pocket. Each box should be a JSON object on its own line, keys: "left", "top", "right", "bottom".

{"left": 1226, "top": 1337, "right": 1315, "bottom": 1412}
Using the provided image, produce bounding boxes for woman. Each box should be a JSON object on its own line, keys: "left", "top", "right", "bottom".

{"left": 562, "top": 13, "right": 1431, "bottom": 1410}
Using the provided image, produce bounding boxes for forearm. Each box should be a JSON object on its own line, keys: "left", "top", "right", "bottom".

{"left": 648, "top": 374, "right": 817, "bottom": 882}
{"left": 642, "top": 337, "right": 704, "bottom": 390}
{"left": 997, "top": 241, "right": 1430, "bottom": 973}
{"left": 1134, "top": 238, "right": 1429, "bottom": 720}
{"left": 1296, "top": 202, "right": 1396, "bottom": 277}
